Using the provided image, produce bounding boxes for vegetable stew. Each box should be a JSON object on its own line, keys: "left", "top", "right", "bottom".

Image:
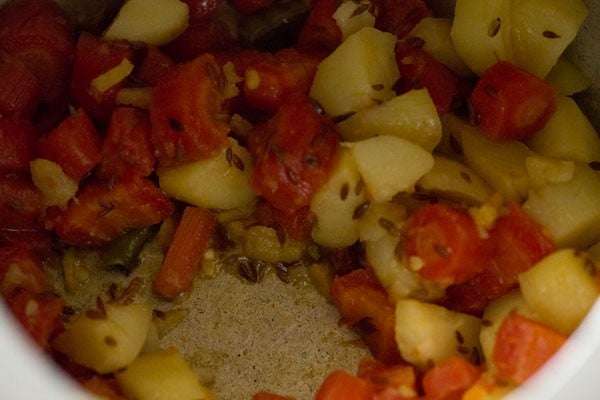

{"left": 0, "top": 0, "right": 599, "bottom": 399}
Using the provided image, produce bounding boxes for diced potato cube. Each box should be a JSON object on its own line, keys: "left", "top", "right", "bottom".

{"left": 525, "top": 155, "right": 574, "bottom": 188}
{"left": 104, "top": 0, "right": 190, "bottom": 46}
{"left": 451, "top": 0, "right": 513, "bottom": 75}
{"left": 333, "top": 0, "right": 375, "bottom": 40}
{"left": 348, "top": 135, "right": 434, "bottom": 202}
{"left": 310, "top": 148, "right": 367, "bottom": 248}
{"left": 523, "top": 163, "right": 600, "bottom": 248}
{"left": 336, "top": 89, "right": 442, "bottom": 152}
{"left": 366, "top": 235, "right": 444, "bottom": 302}
{"left": 310, "top": 27, "right": 399, "bottom": 118}
{"left": 52, "top": 303, "right": 153, "bottom": 374}
{"left": 395, "top": 299, "right": 482, "bottom": 369}
{"left": 480, "top": 290, "right": 538, "bottom": 372}
{"left": 519, "top": 248, "right": 600, "bottom": 334}
{"left": 30, "top": 158, "right": 78, "bottom": 208}
{"left": 158, "top": 139, "right": 256, "bottom": 210}
{"left": 117, "top": 348, "right": 214, "bottom": 400}
{"left": 408, "top": 17, "right": 472, "bottom": 77}
{"left": 545, "top": 57, "right": 592, "bottom": 95}
{"left": 357, "top": 201, "right": 406, "bottom": 243}
{"left": 527, "top": 96, "right": 600, "bottom": 163}
{"left": 510, "top": 0, "right": 589, "bottom": 78}
{"left": 447, "top": 114, "right": 533, "bottom": 201}
{"left": 417, "top": 156, "right": 493, "bottom": 206}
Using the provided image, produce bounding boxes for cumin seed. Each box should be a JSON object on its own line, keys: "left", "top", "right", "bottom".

{"left": 460, "top": 171, "right": 472, "bottom": 183}
{"left": 378, "top": 218, "right": 400, "bottom": 236}
{"left": 488, "top": 17, "right": 502, "bottom": 37}
{"left": 371, "top": 83, "right": 385, "bottom": 91}
{"left": 434, "top": 244, "right": 450, "bottom": 258}
{"left": 588, "top": 161, "right": 600, "bottom": 170}
{"left": 543, "top": 30, "right": 561, "bottom": 39}
{"left": 168, "top": 118, "right": 185, "bottom": 132}
{"left": 355, "top": 178, "right": 365, "bottom": 195}
{"left": 407, "top": 36, "right": 425, "bottom": 48}
{"left": 232, "top": 153, "right": 245, "bottom": 171}
{"left": 332, "top": 111, "right": 356, "bottom": 123}
{"left": 455, "top": 330, "right": 465, "bottom": 344}
{"left": 340, "top": 183, "right": 350, "bottom": 200}
{"left": 485, "top": 85, "right": 498, "bottom": 97}
{"left": 351, "top": 3, "right": 369, "bottom": 17}
{"left": 104, "top": 336, "right": 117, "bottom": 346}
{"left": 353, "top": 201, "right": 370, "bottom": 219}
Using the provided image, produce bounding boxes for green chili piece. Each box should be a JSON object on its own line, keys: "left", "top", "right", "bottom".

{"left": 99, "top": 226, "right": 156, "bottom": 273}
{"left": 238, "top": 0, "right": 310, "bottom": 52}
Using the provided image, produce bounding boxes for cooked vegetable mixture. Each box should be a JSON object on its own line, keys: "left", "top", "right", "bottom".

{"left": 0, "top": 0, "right": 598, "bottom": 399}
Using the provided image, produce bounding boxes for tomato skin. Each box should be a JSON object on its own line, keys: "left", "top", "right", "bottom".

{"left": 315, "top": 370, "right": 377, "bottom": 400}
{"left": 357, "top": 358, "right": 417, "bottom": 399}
{"left": 136, "top": 46, "right": 176, "bottom": 86}
{"left": 5, "top": 290, "right": 64, "bottom": 351}
{"left": 69, "top": 33, "right": 136, "bottom": 123}
{"left": 394, "top": 41, "right": 472, "bottom": 115}
{"left": 255, "top": 202, "right": 315, "bottom": 241}
{"left": 150, "top": 54, "right": 230, "bottom": 166}
{"left": 469, "top": 61, "right": 557, "bottom": 140}
{"left": 241, "top": 48, "right": 319, "bottom": 112}
{"left": 493, "top": 313, "right": 566, "bottom": 385}
{"left": 249, "top": 93, "right": 339, "bottom": 211}
{"left": 0, "top": 0, "right": 74, "bottom": 119}
{"left": 45, "top": 177, "right": 174, "bottom": 247}
{"left": 421, "top": 357, "right": 482, "bottom": 400}
{"left": 164, "top": 20, "right": 235, "bottom": 63}
{"left": 36, "top": 108, "right": 102, "bottom": 181}
{"left": 0, "top": 117, "right": 38, "bottom": 173}
{"left": 0, "top": 51, "right": 42, "bottom": 118}
{"left": 0, "top": 174, "right": 45, "bottom": 230}
{"left": 0, "top": 247, "right": 50, "bottom": 296}
{"left": 98, "top": 107, "right": 156, "bottom": 179}
{"left": 330, "top": 269, "right": 401, "bottom": 364}
{"left": 403, "top": 203, "right": 490, "bottom": 288}
{"left": 373, "top": 0, "right": 431, "bottom": 39}
{"left": 442, "top": 202, "right": 555, "bottom": 315}
{"left": 297, "top": 0, "right": 342, "bottom": 56}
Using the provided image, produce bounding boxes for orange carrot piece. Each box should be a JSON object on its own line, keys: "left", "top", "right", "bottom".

{"left": 493, "top": 313, "right": 567, "bottom": 385}
{"left": 153, "top": 206, "right": 216, "bottom": 300}
{"left": 422, "top": 356, "right": 482, "bottom": 400}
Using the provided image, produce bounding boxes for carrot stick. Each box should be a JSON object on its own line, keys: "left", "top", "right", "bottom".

{"left": 153, "top": 206, "right": 216, "bottom": 300}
